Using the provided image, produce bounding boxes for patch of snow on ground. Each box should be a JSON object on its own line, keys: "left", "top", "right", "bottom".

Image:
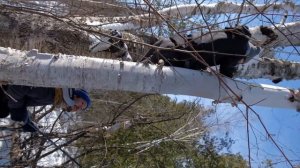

{"left": 0, "top": 106, "right": 80, "bottom": 167}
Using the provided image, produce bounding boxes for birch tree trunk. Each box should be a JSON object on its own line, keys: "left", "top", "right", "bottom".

{"left": 70, "top": 2, "right": 300, "bottom": 30}
{"left": 0, "top": 47, "right": 299, "bottom": 110}
{"left": 1, "top": 2, "right": 300, "bottom": 81}
{"left": 235, "top": 57, "right": 300, "bottom": 80}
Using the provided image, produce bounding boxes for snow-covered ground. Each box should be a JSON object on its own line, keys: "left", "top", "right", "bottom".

{"left": 0, "top": 106, "right": 80, "bottom": 167}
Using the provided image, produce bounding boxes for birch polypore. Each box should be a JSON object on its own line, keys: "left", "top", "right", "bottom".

{"left": 0, "top": 47, "right": 299, "bottom": 110}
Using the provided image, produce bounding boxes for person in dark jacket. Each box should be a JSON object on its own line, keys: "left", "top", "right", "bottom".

{"left": 0, "top": 85, "right": 91, "bottom": 132}
{"left": 141, "top": 25, "right": 261, "bottom": 78}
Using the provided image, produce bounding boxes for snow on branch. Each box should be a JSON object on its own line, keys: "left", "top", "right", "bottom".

{"left": 0, "top": 47, "right": 299, "bottom": 111}
{"left": 75, "top": 2, "right": 300, "bottom": 31}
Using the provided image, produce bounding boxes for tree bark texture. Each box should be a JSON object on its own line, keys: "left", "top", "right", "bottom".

{"left": 0, "top": 47, "right": 299, "bottom": 110}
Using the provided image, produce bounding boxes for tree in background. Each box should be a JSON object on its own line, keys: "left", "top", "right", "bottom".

{"left": 78, "top": 94, "right": 248, "bottom": 168}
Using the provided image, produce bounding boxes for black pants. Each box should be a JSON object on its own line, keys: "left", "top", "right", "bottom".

{"left": 0, "top": 85, "right": 10, "bottom": 118}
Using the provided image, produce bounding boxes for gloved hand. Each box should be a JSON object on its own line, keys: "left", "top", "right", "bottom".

{"left": 22, "top": 120, "right": 39, "bottom": 133}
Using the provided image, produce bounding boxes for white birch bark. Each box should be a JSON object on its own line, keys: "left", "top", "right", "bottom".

{"left": 74, "top": 2, "right": 300, "bottom": 30}
{"left": 235, "top": 57, "right": 300, "bottom": 81}
{"left": 0, "top": 47, "right": 299, "bottom": 111}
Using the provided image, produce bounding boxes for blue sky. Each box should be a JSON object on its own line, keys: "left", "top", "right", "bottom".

{"left": 167, "top": 51, "right": 299, "bottom": 166}
{"left": 169, "top": 80, "right": 300, "bottom": 167}
{"left": 168, "top": 49, "right": 300, "bottom": 167}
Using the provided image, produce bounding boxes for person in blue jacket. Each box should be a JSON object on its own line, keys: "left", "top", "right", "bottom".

{"left": 0, "top": 85, "right": 91, "bottom": 132}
